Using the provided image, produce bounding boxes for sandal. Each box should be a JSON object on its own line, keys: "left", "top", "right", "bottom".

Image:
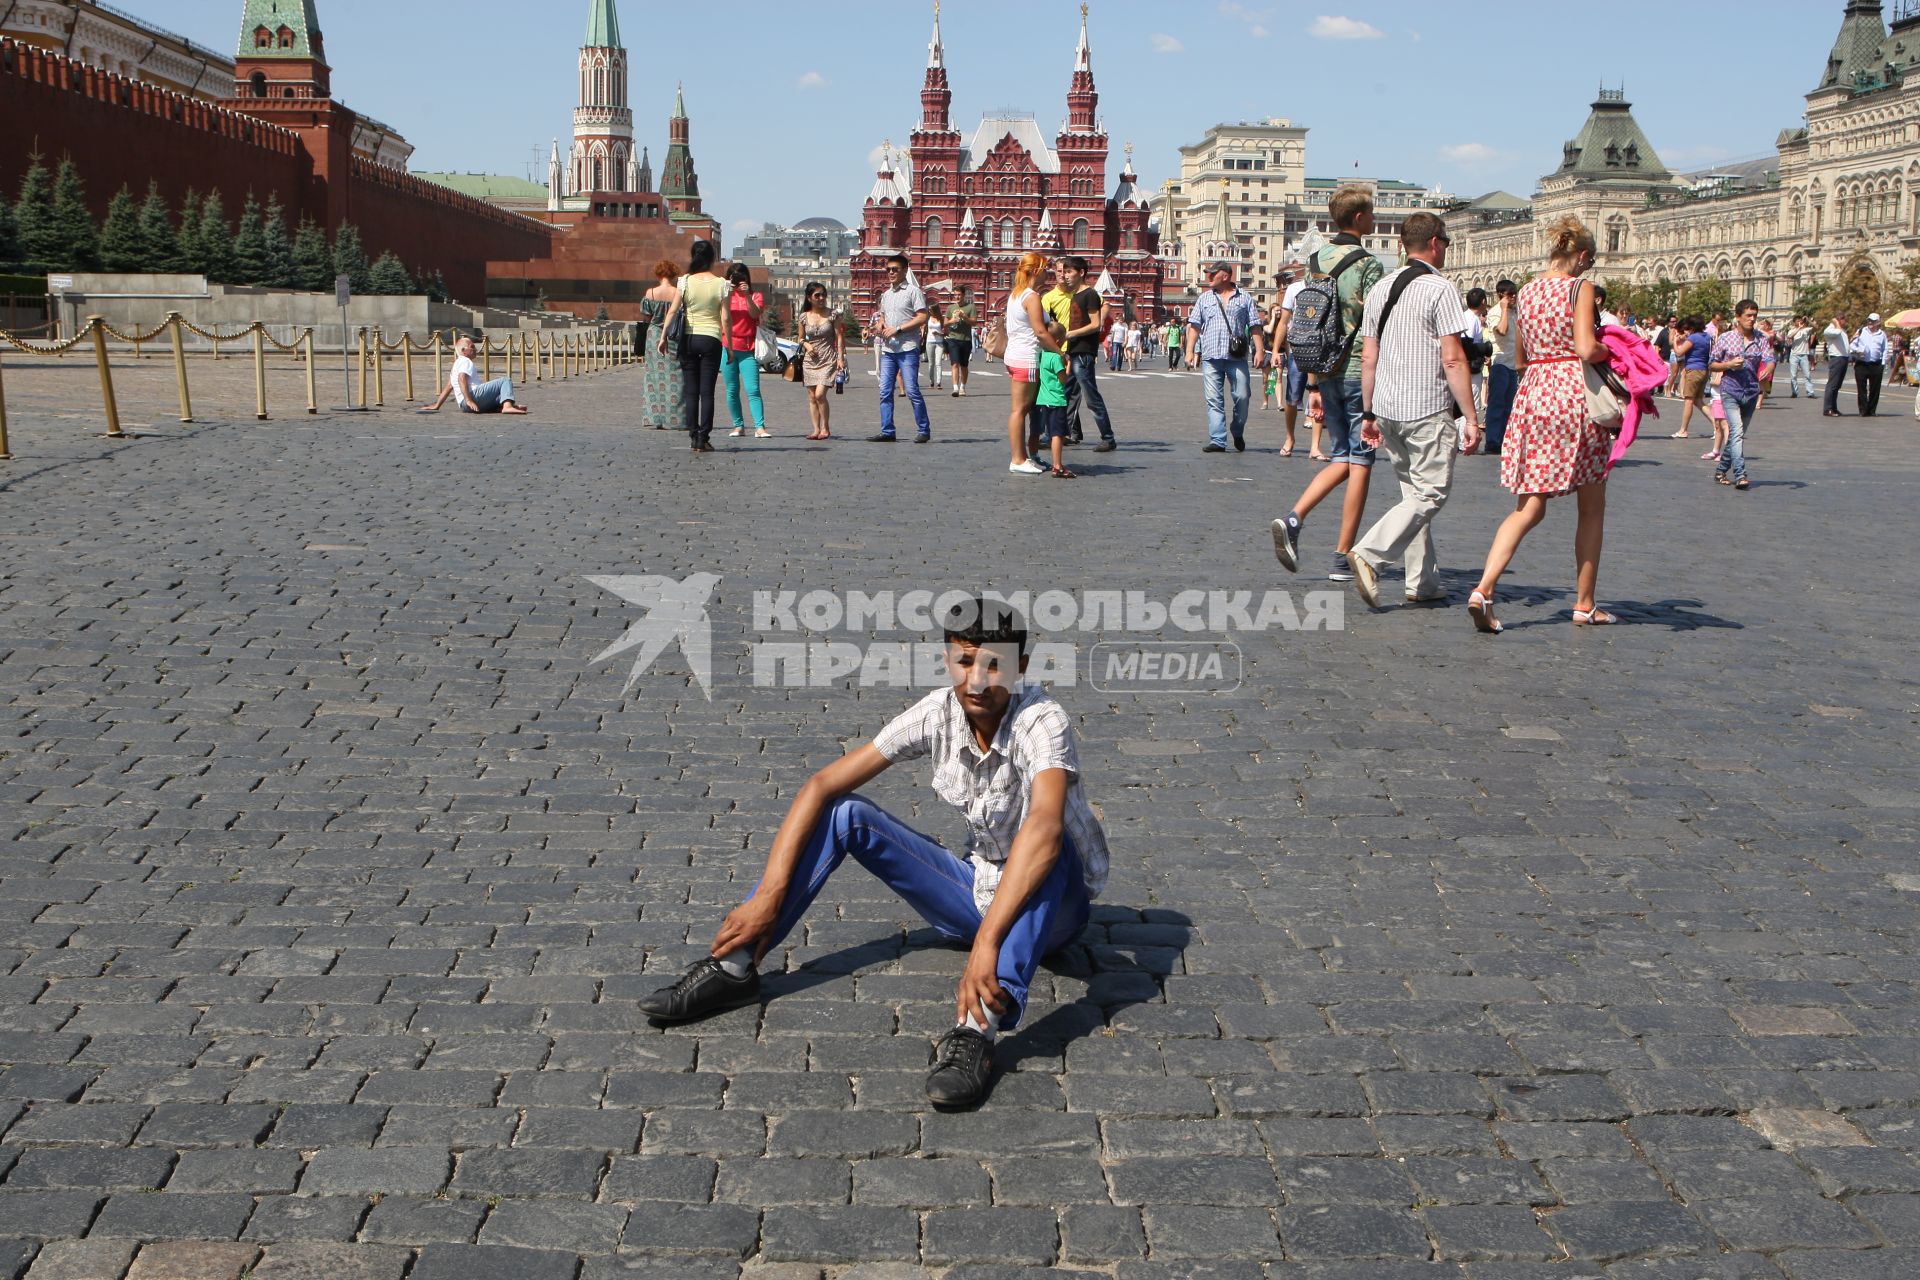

{"left": 1050, "top": 466, "right": 1078, "bottom": 479}
{"left": 1668, "top": 431, "right": 1690, "bottom": 438}
{"left": 1572, "top": 606, "right": 1617, "bottom": 626}
{"left": 1468, "top": 589, "right": 1503, "bottom": 635}
{"left": 1280, "top": 447, "right": 1295, "bottom": 457}
{"left": 1734, "top": 477, "right": 1750, "bottom": 490}
{"left": 1715, "top": 474, "right": 1732, "bottom": 485}
{"left": 1310, "top": 452, "right": 1330, "bottom": 461}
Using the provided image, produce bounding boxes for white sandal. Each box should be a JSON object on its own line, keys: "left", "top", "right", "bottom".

{"left": 1572, "top": 606, "right": 1617, "bottom": 626}
{"left": 1468, "top": 590, "right": 1503, "bottom": 635}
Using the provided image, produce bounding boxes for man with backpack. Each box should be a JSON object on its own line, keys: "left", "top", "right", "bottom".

{"left": 1272, "top": 185, "right": 1384, "bottom": 581}
{"left": 1186, "top": 260, "right": 1267, "bottom": 453}
{"left": 1343, "top": 214, "right": 1482, "bottom": 609}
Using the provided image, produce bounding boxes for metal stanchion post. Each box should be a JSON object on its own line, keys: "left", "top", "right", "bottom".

{"left": 252, "top": 326, "right": 268, "bottom": 420}
{"left": 534, "top": 333, "right": 543, "bottom": 383}
{"left": 357, "top": 328, "right": 369, "bottom": 409}
{"left": 304, "top": 329, "right": 317, "bottom": 414}
{"left": 434, "top": 333, "right": 445, "bottom": 394}
{"left": 0, "top": 345, "right": 11, "bottom": 460}
{"left": 519, "top": 332, "right": 529, "bottom": 385}
{"left": 403, "top": 335, "right": 415, "bottom": 402}
{"left": 372, "top": 327, "right": 386, "bottom": 407}
{"left": 167, "top": 313, "right": 194, "bottom": 423}
{"left": 88, "top": 316, "right": 124, "bottom": 438}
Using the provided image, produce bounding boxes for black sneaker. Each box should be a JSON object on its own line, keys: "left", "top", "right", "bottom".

{"left": 1202, "top": 443, "right": 1227, "bottom": 453}
{"left": 1271, "top": 516, "right": 1300, "bottom": 573}
{"left": 1232, "top": 434, "right": 1246, "bottom": 452}
{"left": 925, "top": 1026, "right": 994, "bottom": 1108}
{"left": 1093, "top": 440, "right": 1116, "bottom": 453}
{"left": 1329, "top": 553, "right": 1355, "bottom": 582}
{"left": 866, "top": 433, "right": 896, "bottom": 443}
{"left": 913, "top": 432, "right": 931, "bottom": 444}
{"left": 637, "top": 957, "right": 760, "bottom": 1023}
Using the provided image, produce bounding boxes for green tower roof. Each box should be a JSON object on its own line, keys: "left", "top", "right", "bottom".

{"left": 585, "top": 0, "right": 622, "bottom": 49}
{"left": 238, "top": 0, "right": 323, "bottom": 60}
{"left": 1554, "top": 89, "right": 1671, "bottom": 184}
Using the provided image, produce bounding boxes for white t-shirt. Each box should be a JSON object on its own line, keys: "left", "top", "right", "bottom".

{"left": 1280, "top": 279, "right": 1307, "bottom": 316}
{"left": 1005, "top": 288, "right": 1039, "bottom": 370}
{"left": 1125, "top": 324, "right": 1142, "bottom": 350}
{"left": 449, "top": 355, "right": 480, "bottom": 409}
{"left": 1823, "top": 323, "right": 1850, "bottom": 360}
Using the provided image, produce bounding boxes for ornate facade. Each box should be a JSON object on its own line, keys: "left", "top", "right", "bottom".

{"left": 566, "top": 0, "right": 633, "bottom": 198}
{"left": 850, "top": 4, "right": 1163, "bottom": 322}
{"left": 1448, "top": 1, "right": 1920, "bottom": 309}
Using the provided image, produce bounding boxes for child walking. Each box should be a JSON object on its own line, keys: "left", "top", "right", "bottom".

{"left": 1038, "top": 323, "right": 1077, "bottom": 478}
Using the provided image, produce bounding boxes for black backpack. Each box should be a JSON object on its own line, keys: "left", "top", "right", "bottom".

{"left": 1286, "top": 247, "right": 1371, "bottom": 375}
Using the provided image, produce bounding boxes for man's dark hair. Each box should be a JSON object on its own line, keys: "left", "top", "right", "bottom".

{"left": 1496, "top": 278, "right": 1517, "bottom": 298}
{"left": 1735, "top": 298, "right": 1758, "bottom": 315}
{"left": 1592, "top": 285, "right": 1608, "bottom": 303}
{"left": 887, "top": 252, "right": 910, "bottom": 270}
{"left": 1465, "top": 287, "right": 1487, "bottom": 309}
{"left": 941, "top": 595, "right": 1029, "bottom": 656}
{"left": 1683, "top": 315, "right": 1705, "bottom": 333}
{"left": 1059, "top": 255, "right": 1088, "bottom": 276}
{"left": 1401, "top": 212, "right": 1446, "bottom": 249}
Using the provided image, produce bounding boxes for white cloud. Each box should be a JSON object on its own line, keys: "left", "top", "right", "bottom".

{"left": 1219, "top": 2, "right": 1273, "bottom": 37}
{"left": 1440, "top": 143, "right": 1498, "bottom": 164}
{"left": 1151, "top": 33, "right": 1183, "bottom": 54}
{"left": 1308, "top": 15, "right": 1384, "bottom": 39}
{"left": 796, "top": 70, "right": 827, "bottom": 90}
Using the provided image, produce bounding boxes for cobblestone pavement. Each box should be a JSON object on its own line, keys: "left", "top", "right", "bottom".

{"left": 0, "top": 350, "right": 1918, "bottom": 1279}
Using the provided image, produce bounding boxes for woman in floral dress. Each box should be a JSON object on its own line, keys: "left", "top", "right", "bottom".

{"left": 639, "top": 260, "right": 684, "bottom": 430}
{"left": 1467, "top": 216, "right": 1617, "bottom": 633}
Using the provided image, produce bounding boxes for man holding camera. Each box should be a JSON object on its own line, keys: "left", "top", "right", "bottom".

{"left": 1186, "top": 260, "right": 1266, "bottom": 453}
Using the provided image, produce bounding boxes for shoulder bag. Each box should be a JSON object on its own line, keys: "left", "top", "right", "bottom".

{"left": 1574, "top": 281, "right": 1627, "bottom": 431}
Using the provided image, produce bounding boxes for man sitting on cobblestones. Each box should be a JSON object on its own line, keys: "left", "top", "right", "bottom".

{"left": 422, "top": 335, "right": 528, "bottom": 415}
{"left": 640, "top": 598, "right": 1111, "bottom": 1109}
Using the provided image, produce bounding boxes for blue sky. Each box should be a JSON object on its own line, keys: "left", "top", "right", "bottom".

{"left": 134, "top": 1, "right": 1849, "bottom": 240}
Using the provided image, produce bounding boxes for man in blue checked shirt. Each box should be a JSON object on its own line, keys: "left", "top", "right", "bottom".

{"left": 1850, "top": 313, "right": 1888, "bottom": 416}
{"left": 1185, "top": 260, "right": 1267, "bottom": 453}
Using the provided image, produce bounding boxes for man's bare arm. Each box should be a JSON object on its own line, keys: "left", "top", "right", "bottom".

{"left": 956, "top": 768, "right": 1068, "bottom": 1024}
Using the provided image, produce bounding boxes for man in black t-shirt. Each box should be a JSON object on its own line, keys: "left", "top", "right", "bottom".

{"left": 1048, "top": 256, "right": 1117, "bottom": 451}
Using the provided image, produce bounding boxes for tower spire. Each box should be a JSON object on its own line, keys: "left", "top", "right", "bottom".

{"left": 918, "top": 1, "right": 954, "bottom": 132}
{"left": 1064, "top": 3, "right": 1099, "bottom": 133}
{"left": 1076, "top": 2, "right": 1091, "bottom": 72}
{"left": 584, "top": 0, "right": 621, "bottom": 49}
{"left": 929, "top": 0, "right": 944, "bottom": 69}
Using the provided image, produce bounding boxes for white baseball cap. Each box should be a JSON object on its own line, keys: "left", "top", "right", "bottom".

{"left": 1869, "top": 312, "right": 1882, "bottom": 322}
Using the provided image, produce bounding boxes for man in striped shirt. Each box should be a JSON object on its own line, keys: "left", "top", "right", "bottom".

{"left": 639, "top": 598, "right": 1110, "bottom": 1109}
{"left": 1346, "top": 213, "right": 1482, "bottom": 609}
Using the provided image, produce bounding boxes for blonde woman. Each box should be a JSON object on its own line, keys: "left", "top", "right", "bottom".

{"left": 1468, "top": 217, "right": 1617, "bottom": 633}
{"left": 1002, "top": 252, "right": 1065, "bottom": 475}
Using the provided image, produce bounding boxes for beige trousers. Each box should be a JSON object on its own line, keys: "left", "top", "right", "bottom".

{"left": 1351, "top": 410, "right": 1459, "bottom": 599}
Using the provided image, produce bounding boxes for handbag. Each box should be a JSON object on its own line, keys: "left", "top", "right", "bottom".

{"left": 1575, "top": 282, "right": 1627, "bottom": 431}
{"left": 753, "top": 324, "right": 780, "bottom": 366}
{"left": 982, "top": 314, "right": 1008, "bottom": 359}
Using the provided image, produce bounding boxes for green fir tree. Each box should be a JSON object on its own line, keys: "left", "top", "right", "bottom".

{"left": 99, "top": 185, "right": 143, "bottom": 272}
{"left": 232, "top": 194, "right": 270, "bottom": 285}
{"left": 138, "top": 182, "right": 187, "bottom": 273}
{"left": 195, "top": 189, "right": 236, "bottom": 283}
{"left": 176, "top": 189, "right": 204, "bottom": 274}
{"left": 368, "top": 250, "right": 414, "bottom": 295}
{"left": 0, "top": 193, "right": 18, "bottom": 268}
{"left": 50, "top": 157, "right": 100, "bottom": 271}
{"left": 332, "top": 222, "right": 371, "bottom": 294}
{"left": 290, "top": 217, "right": 332, "bottom": 292}
{"left": 261, "top": 195, "right": 296, "bottom": 288}
{"left": 425, "top": 269, "right": 449, "bottom": 304}
{"left": 14, "top": 156, "right": 59, "bottom": 269}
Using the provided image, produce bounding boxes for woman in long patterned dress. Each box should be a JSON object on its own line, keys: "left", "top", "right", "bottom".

{"left": 639, "top": 260, "right": 684, "bottom": 430}
{"left": 1467, "top": 217, "right": 1617, "bottom": 633}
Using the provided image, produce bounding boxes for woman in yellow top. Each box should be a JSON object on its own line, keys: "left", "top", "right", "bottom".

{"left": 660, "top": 239, "right": 727, "bottom": 451}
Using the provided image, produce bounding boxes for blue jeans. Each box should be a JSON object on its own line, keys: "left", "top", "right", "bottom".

{"left": 721, "top": 348, "right": 764, "bottom": 431}
{"left": 756, "top": 796, "right": 1090, "bottom": 1030}
{"left": 1484, "top": 363, "right": 1518, "bottom": 452}
{"left": 1788, "top": 352, "right": 1813, "bottom": 397}
{"left": 878, "top": 348, "right": 930, "bottom": 437}
{"left": 1069, "top": 353, "right": 1115, "bottom": 441}
{"left": 466, "top": 377, "right": 515, "bottom": 412}
{"left": 1716, "top": 394, "right": 1756, "bottom": 482}
{"left": 1202, "top": 358, "right": 1251, "bottom": 447}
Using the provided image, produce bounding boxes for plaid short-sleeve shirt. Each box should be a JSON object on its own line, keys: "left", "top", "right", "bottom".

{"left": 871, "top": 684, "right": 1111, "bottom": 914}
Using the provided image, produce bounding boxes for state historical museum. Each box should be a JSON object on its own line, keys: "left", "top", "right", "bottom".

{"left": 850, "top": 5, "right": 1166, "bottom": 324}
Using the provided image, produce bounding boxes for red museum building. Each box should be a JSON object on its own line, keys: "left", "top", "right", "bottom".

{"left": 850, "top": 4, "right": 1165, "bottom": 325}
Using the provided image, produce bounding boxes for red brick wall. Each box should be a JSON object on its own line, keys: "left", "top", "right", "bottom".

{"left": 0, "top": 38, "right": 553, "bottom": 305}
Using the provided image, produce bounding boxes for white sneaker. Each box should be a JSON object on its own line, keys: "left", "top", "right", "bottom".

{"left": 1009, "top": 458, "right": 1047, "bottom": 475}
{"left": 753, "top": 429, "right": 771, "bottom": 438}
{"left": 728, "top": 428, "right": 745, "bottom": 437}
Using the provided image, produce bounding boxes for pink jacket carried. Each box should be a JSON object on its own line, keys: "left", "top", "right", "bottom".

{"left": 1598, "top": 324, "right": 1667, "bottom": 474}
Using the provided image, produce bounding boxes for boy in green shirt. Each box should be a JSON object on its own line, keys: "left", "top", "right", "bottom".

{"left": 1037, "top": 322, "right": 1076, "bottom": 477}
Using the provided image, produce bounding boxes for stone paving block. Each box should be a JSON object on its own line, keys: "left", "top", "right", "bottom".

{"left": 0, "top": 1195, "right": 100, "bottom": 1240}
{"left": 715, "top": 1158, "right": 849, "bottom": 1207}
{"left": 598, "top": 1155, "right": 716, "bottom": 1204}
{"left": 923, "top": 1112, "right": 1096, "bottom": 1159}
{"left": 21, "top": 1239, "right": 136, "bottom": 1280}
{"left": 921, "top": 1208, "right": 1057, "bottom": 1266}
{"left": 5, "top": 1150, "right": 175, "bottom": 1192}
{"left": 247, "top": 1243, "right": 412, "bottom": 1280}
{"left": 477, "top": 1200, "right": 629, "bottom": 1254}
{"left": 1141, "top": 1205, "right": 1279, "bottom": 1260}
{"left": 1277, "top": 1205, "right": 1431, "bottom": 1260}
{"left": 450, "top": 1147, "right": 605, "bottom": 1199}
{"left": 1420, "top": 1204, "right": 1561, "bottom": 1261}
{"left": 1690, "top": 1193, "right": 1879, "bottom": 1253}
{"left": 408, "top": 1243, "right": 581, "bottom": 1280}
{"left": 240, "top": 1195, "right": 369, "bottom": 1243}
{"left": 89, "top": 1193, "right": 255, "bottom": 1241}
{"left": 1770, "top": 1249, "right": 1920, "bottom": 1280}
{"left": 1404, "top": 1156, "right": 1555, "bottom": 1206}
{"left": 620, "top": 1204, "right": 760, "bottom": 1258}
{"left": 261, "top": 1105, "right": 386, "bottom": 1149}
{"left": 637, "top": 1111, "right": 765, "bottom": 1158}
{"left": 1060, "top": 1205, "right": 1145, "bottom": 1263}
{"left": 122, "top": 1243, "right": 256, "bottom": 1280}
{"left": 4, "top": 1106, "right": 147, "bottom": 1147}
{"left": 1793, "top": 1148, "right": 1920, "bottom": 1198}
{"left": 1108, "top": 1157, "right": 1277, "bottom": 1206}
{"left": 165, "top": 1149, "right": 303, "bottom": 1194}
{"left": 1545, "top": 1201, "right": 1722, "bottom": 1262}
{"left": 986, "top": 1157, "right": 1110, "bottom": 1206}
{"left": 579, "top": 1257, "right": 737, "bottom": 1280}
{"left": 513, "top": 1108, "right": 642, "bottom": 1153}
{"left": 356, "top": 1197, "right": 486, "bottom": 1245}
{"left": 0, "top": 1243, "right": 29, "bottom": 1280}
{"left": 300, "top": 1147, "right": 450, "bottom": 1196}
{"left": 766, "top": 1112, "right": 917, "bottom": 1159}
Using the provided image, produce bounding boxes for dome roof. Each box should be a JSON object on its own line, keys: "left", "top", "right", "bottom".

{"left": 794, "top": 216, "right": 849, "bottom": 231}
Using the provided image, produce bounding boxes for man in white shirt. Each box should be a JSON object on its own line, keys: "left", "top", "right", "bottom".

{"left": 1850, "top": 313, "right": 1889, "bottom": 416}
{"left": 1822, "top": 313, "right": 1851, "bottom": 417}
{"left": 1271, "top": 264, "right": 1312, "bottom": 456}
{"left": 637, "top": 598, "right": 1110, "bottom": 1110}
{"left": 1347, "top": 214, "right": 1481, "bottom": 609}
{"left": 425, "top": 334, "right": 527, "bottom": 414}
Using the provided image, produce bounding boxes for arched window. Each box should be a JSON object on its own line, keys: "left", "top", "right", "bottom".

{"left": 1072, "top": 218, "right": 1089, "bottom": 250}
{"left": 1020, "top": 219, "right": 1032, "bottom": 247}
{"left": 249, "top": 71, "right": 268, "bottom": 97}
{"left": 278, "top": 26, "right": 294, "bottom": 47}
{"left": 592, "top": 158, "right": 603, "bottom": 191}
{"left": 1001, "top": 218, "right": 1015, "bottom": 247}
{"left": 595, "top": 67, "right": 605, "bottom": 104}
{"left": 926, "top": 217, "right": 944, "bottom": 248}
{"left": 254, "top": 26, "right": 272, "bottom": 48}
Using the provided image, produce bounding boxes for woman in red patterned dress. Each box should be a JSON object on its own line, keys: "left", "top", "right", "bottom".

{"left": 1466, "top": 217, "right": 1617, "bottom": 633}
